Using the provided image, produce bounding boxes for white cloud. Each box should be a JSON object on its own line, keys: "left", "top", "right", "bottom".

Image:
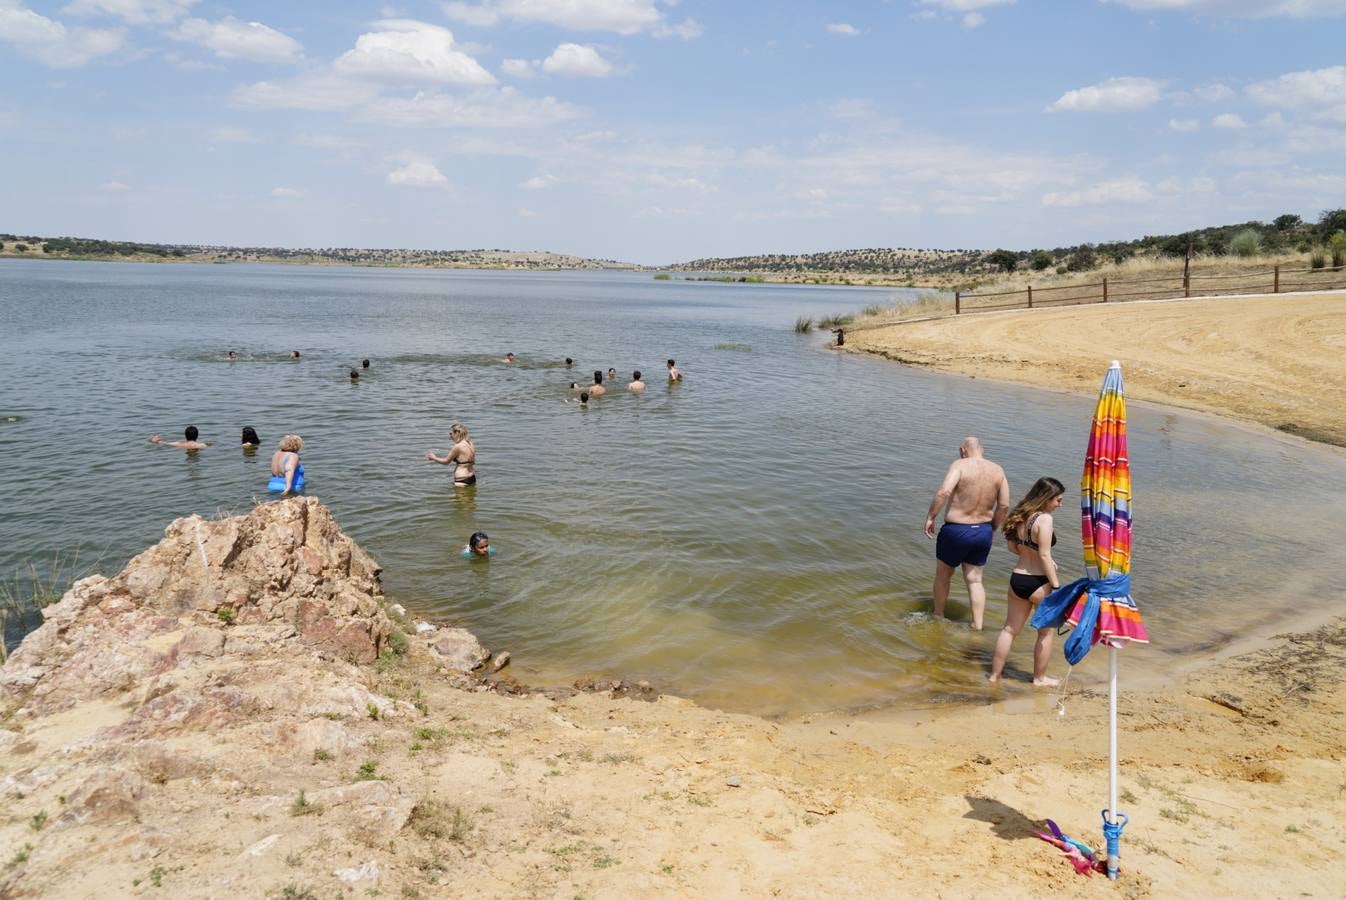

{"left": 1102, "top": 1, "right": 1346, "bottom": 18}
{"left": 963, "top": 12, "right": 986, "bottom": 26}
{"left": 520, "top": 175, "right": 556, "bottom": 189}
{"left": 518, "top": 207, "right": 542, "bottom": 217}
{"left": 0, "top": 3, "right": 124, "bottom": 68}
{"left": 1261, "top": 111, "right": 1287, "bottom": 128}
{"left": 826, "top": 22, "right": 860, "bottom": 35}
{"left": 1042, "top": 177, "right": 1155, "bottom": 207}
{"left": 1192, "top": 82, "right": 1234, "bottom": 102}
{"left": 334, "top": 20, "right": 494, "bottom": 85}
{"left": 1212, "top": 112, "right": 1247, "bottom": 128}
{"left": 500, "top": 57, "right": 534, "bottom": 78}
{"left": 919, "top": 0, "right": 1015, "bottom": 10}
{"left": 233, "top": 71, "right": 383, "bottom": 111}
{"left": 1168, "top": 118, "right": 1199, "bottom": 131}
{"left": 62, "top": 0, "right": 195, "bottom": 24}
{"left": 1246, "top": 65, "right": 1346, "bottom": 106}
{"left": 652, "top": 17, "right": 701, "bottom": 38}
{"left": 1047, "top": 76, "right": 1162, "bottom": 112}
{"left": 540, "top": 43, "right": 613, "bottom": 78}
{"left": 648, "top": 173, "right": 711, "bottom": 191}
{"left": 100, "top": 180, "right": 130, "bottom": 191}
{"left": 387, "top": 156, "right": 449, "bottom": 188}
{"left": 210, "top": 126, "right": 259, "bottom": 143}
{"left": 441, "top": 0, "right": 662, "bottom": 34}
{"left": 270, "top": 186, "right": 301, "bottom": 197}
{"left": 359, "top": 87, "right": 583, "bottom": 128}
{"left": 172, "top": 17, "right": 302, "bottom": 64}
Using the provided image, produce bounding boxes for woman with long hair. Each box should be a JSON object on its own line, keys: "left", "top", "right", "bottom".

{"left": 988, "top": 476, "right": 1065, "bottom": 685}
{"left": 425, "top": 422, "right": 477, "bottom": 486}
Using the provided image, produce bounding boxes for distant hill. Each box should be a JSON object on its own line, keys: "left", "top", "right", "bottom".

{"left": 669, "top": 209, "right": 1346, "bottom": 282}
{"left": 0, "top": 234, "right": 637, "bottom": 270}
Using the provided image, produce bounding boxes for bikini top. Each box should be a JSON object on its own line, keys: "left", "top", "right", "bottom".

{"left": 1017, "top": 508, "right": 1060, "bottom": 551}
{"left": 272, "top": 451, "right": 301, "bottom": 477}
{"left": 1021, "top": 512, "right": 1058, "bottom": 550}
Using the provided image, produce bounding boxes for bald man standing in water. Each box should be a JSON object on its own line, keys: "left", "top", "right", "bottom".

{"left": 923, "top": 436, "right": 1010, "bottom": 630}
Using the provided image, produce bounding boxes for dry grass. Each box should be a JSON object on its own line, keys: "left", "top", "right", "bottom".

{"left": 955, "top": 252, "right": 1346, "bottom": 314}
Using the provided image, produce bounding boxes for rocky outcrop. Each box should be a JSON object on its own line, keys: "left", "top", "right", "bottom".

{"left": 2, "top": 498, "right": 391, "bottom": 714}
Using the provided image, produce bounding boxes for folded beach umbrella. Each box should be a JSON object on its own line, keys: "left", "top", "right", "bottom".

{"left": 1031, "top": 360, "right": 1148, "bottom": 880}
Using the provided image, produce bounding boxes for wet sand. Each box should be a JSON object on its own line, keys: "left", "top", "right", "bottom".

{"left": 847, "top": 291, "right": 1346, "bottom": 448}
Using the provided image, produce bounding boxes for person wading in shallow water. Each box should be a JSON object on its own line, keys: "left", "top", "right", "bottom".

{"left": 832, "top": 327, "right": 845, "bottom": 347}
{"left": 150, "top": 426, "right": 209, "bottom": 451}
{"left": 425, "top": 422, "right": 477, "bottom": 486}
{"left": 923, "top": 436, "right": 1010, "bottom": 631}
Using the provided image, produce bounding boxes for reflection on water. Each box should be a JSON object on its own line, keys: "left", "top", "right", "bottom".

{"left": 2, "top": 259, "right": 1345, "bottom": 716}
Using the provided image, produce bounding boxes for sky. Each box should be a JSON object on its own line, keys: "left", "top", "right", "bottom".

{"left": 1, "top": 1, "right": 1344, "bottom": 264}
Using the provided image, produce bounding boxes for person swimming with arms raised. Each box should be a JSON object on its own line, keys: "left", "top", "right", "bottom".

{"left": 150, "top": 425, "right": 210, "bottom": 451}
{"left": 425, "top": 422, "right": 477, "bottom": 486}
{"left": 268, "top": 434, "right": 305, "bottom": 494}
{"left": 628, "top": 370, "right": 646, "bottom": 392}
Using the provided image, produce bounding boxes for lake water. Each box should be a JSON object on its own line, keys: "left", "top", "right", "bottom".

{"left": 3, "top": 259, "right": 1344, "bottom": 716}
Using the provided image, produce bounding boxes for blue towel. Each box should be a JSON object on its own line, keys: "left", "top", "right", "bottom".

{"left": 1030, "top": 573, "right": 1132, "bottom": 664}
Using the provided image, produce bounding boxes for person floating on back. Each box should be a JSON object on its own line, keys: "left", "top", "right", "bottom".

{"left": 923, "top": 436, "right": 1010, "bottom": 631}
{"left": 628, "top": 370, "right": 646, "bottom": 392}
{"left": 667, "top": 359, "right": 682, "bottom": 381}
{"left": 268, "top": 434, "right": 305, "bottom": 494}
{"left": 150, "top": 425, "right": 209, "bottom": 451}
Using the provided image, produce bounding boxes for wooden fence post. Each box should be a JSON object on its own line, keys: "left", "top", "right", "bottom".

{"left": 1102, "top": 277, "right": 1108, "bottom": 303}
{"left": 955, "top": 291, "right": 961, "bottom": 315}
{"left": 1183, "top": 245, "right": 1192, "bottom": 297}
{"left": 1027, "top": 285, "right": 1033, "bottom": 308}
{"left": 1273, "top": 265, "right": 1280, "bottom": 294}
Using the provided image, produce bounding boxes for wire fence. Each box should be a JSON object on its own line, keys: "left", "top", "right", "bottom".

{"left": 954, "top": 263, "right": 1346, "bottom": 315}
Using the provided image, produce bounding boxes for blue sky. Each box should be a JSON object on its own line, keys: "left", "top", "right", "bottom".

{"left": 2, "top": 0, "right": 1344, "bottom": 263}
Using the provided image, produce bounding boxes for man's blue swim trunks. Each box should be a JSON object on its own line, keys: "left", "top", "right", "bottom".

{"left": 935, "top": 522, "right": 993, "bottom": 568}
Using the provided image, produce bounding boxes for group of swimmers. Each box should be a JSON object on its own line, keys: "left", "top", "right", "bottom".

{"left": 560, "top": 358, "right": 682, "bottom": 406}
{"left": 923, "top": 436, "right": 1068, "bottom": 686}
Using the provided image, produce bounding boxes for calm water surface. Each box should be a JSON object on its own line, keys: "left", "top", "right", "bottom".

{"left": 3, "top": 259, "right": 1344, "bottom": 715}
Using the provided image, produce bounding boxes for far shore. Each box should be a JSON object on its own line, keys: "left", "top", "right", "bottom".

{"left": 845, "top": 290, "right": 1346, "bottom": 449}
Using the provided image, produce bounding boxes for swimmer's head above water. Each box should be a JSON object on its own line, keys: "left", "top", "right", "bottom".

{"left": 362, "top": 359, "right": 370, "bottom": 369}
{"left": 565, "top": 357, "right": 573, "bottom": 366}
{"left": 241, "top": 426, "right": 260, "bottom": 446}
{"left": 468, "top": 531, "right": 491, "bottom": 556}
{"left": 607, "top": 367, "right": 617, "bottom": 380}
{"left": 290, "top": 350, "right": 301, "bottom": 359}
{"left": 593, "top": 371, "right": 603, "bottom": 385}
{"left": 579, "top": 391, "right": 589, "bottom": 404}
{"left": 185, "top": 425, "right": 199, "bottom": 441}
{"left": 228, "top": 350, "right": 237, "bottom": 361}
{"left": 349, "top": 369, "right": 359, "bottom": 380}
{"left": 504, "top": 353, "right": 515, "bottom": 363}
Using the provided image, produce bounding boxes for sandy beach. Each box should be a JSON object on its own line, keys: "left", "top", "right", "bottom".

{"left": 848, "top": 291, "right": 1346, "bottom": 449}
{"left": 2, "top": 496, "right": 1344, "bottom": 898}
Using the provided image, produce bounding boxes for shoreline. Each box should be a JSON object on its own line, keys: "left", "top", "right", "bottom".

{"left": 844, "top": 291, "right": 1346, "bottom": 450}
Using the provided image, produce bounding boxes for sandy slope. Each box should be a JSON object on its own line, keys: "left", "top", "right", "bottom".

{"left": 847, "top": 291, "right": 1346, "bottom": 448}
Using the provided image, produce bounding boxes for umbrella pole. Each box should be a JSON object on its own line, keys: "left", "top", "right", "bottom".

{"left": 1105, "top": 644, "right": 1122, "bottom": 880}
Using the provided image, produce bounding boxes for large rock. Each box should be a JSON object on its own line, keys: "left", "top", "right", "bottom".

{"left": 2, "top": 498, "right": 393, "bottom": 713}
{"left": 431, "top": 628, "right": 491, "bottom": 673}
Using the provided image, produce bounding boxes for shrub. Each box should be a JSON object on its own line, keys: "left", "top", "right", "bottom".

{"left": 1055, "top": 266, "right": 1068, "bottom": 275}
{"left": 1329, "top": 231, "right": 1346, "bottom": 268}
{"left": 1274, "top": 213, "right": 1303, "bottom": 231}
{"left": 985, "top": 249, "right": 1020, "bottom": 273}
{"left": 1029, "top": 250, "right": 1054, "bottom": 271}
{"left": 1066, "top": 246, "right": 1097, "bottom": 272}
{"left": 793, "top": 315, "right": 813, "bottom": 334}
{"left": 14, "top": 243, "right": 27, "bottom": 252}
{"left": 1310, "top": 249, "right": 1326, "bottom": 269}
{"left": 1229, "top": 229, "right": 1262, "bottom": 257}
{"left": 653, "top": 273, "right": 671, "bottom": 280}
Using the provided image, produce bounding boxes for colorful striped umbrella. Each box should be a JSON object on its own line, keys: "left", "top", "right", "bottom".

{"left": 1069, "top": 361, "right": 1149, "bottom": 646}
{"left": 1031, "top": 360, "right": 1149, "bottom": 881}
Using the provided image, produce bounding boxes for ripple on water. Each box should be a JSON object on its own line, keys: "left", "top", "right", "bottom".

{"left": 3, "top": 260, "right": 1345, "bottom": 714}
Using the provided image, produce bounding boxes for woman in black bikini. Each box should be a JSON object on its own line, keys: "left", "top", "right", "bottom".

{"left": 425, "top": 422, "right": 477, "bottom": 486}
{"left": 988, "top": 477, "right": 1064, "bottom": 685}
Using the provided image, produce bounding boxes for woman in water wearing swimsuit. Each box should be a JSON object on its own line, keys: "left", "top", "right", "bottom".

{"left": 269, "top": 434, "right": 305, "bottom": 495}
{"left": 425, "top": 422, "right": 477, "bottom": 486}
{"left": 988, "top": 477, "right": 1064, "bottom": 685}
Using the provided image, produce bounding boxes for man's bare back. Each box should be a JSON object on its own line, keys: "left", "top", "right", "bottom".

{"left": 945, "top": 457, "right": 1008, "bottom": 525}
